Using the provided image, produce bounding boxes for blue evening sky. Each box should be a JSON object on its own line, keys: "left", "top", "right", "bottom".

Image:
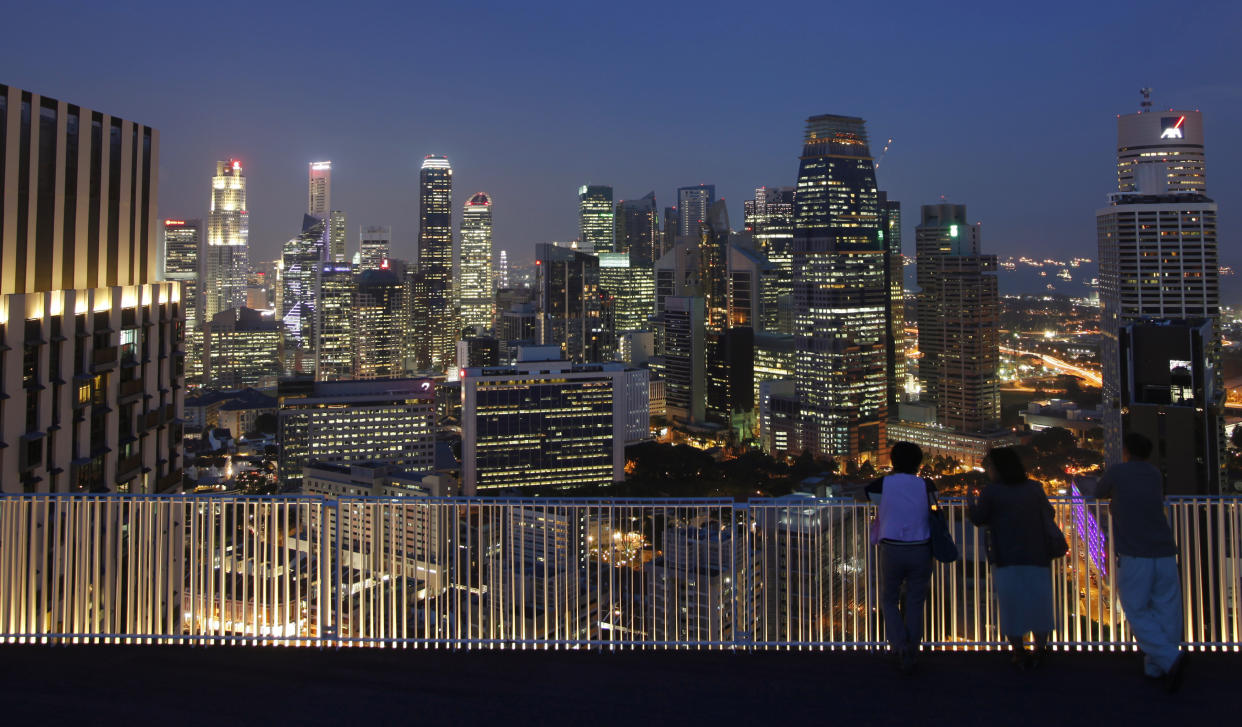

{"left": 3, "top": 0, "right": 1239, "bottom": 279}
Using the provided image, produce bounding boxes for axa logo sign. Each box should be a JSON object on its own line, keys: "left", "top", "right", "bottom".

{"left": 1160, "top": 116, "right": 1186, "bottom": 140}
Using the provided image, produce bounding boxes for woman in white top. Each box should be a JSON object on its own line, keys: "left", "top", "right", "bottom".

{"left": 865, "top": 441, "right": 936, "bottom": 674}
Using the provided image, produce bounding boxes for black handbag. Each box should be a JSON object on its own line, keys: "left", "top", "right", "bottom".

{"left": 1043, "top": 505, "right": 1069, "bottom": 560}
{"left": 927, "top": 486, "right": 959, "bottom": 563}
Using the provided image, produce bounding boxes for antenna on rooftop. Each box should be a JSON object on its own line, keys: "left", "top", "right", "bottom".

{"left": 1140, "top": 87, "right": 1153, "bottom": 113}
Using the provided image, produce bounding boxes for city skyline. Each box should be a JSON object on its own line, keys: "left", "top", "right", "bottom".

{"left": 3, "top": 2, "right": 1238, "bottom": 276}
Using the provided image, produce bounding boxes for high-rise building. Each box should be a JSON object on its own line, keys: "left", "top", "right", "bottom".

{"left": 879, "top": 192, "right": 904, "bottom": 415}
{"left": 0, "top": 83, "right": 181, "bottom": 493}
{"left": 676, "top": 184, "right": 716, "bottom": 238}
{"left": 461, "top": 355, "right": 634, "bottom": 493}
{"left": 460, "top": 192, "right": 494, "bottom": 334}
{"left": 915, "top": 203, "right": 999, "bottom": 433}
{"left": 315, "top": 262, "right": 355, "bottom": 380}
{"left": 497, "top": 249, "right": 509, "bottom": 289}
{"left": 1116, "top": 110, "right": 1205, "bottom": 194}
{"left": 281, "top": 214, "right": 328, "bottom": 353}
{"left": 660, "top": 296, "right": 706, "bottom": 424}
{"left": 353, "top": 267, "right": 407, "bottom": 379}
{"left": 359, "top": 225, "right": 391, "bottom": 271}
{"left": 277, "top": 377, "right": 437, "bottom": 489}
{"left": 308, "top": 161, "right": 331, "bottom": 217}
{"left": 329, "top": 210, "right": 346, "bottom": 263}
{"left": 792, "top": 114, "right": 888, "bottom": 460}
{"left": 1099, "top": 106, "right": 1220, "bottom": 490}
{"left": 578, "top": 185, "right": 614, "bottom": 252}
{"left": 203, "top": 306, "right": 284, "bottom": 390}
{"left": 744, "top": 187, "right": 795, "bottom": 334}
{"left": 615, "top": 191, "right": 660, "bottom": 267}
{"left": 662, "top": 206, "right": 679, "bottom": 259}
{"left": 415, "top": 155, "right": 455, "bottom": 371}
{"left": 164, "top": 219, "right": 203, "bottom": 386}
{"left": 597, "top": 252, "right": 654, "bottom": 337}
{"left": 205, "top": 159, "right": 249, "bottom": 320}
{"left": 535, "top": 243, "right": 609, "bottom": 362}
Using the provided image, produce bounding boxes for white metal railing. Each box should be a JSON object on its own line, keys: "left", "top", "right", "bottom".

{"left": 0, "top": 494, "right": 1238, "bottom": 651}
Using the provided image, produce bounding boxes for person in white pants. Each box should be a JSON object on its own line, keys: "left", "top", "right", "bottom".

{"left": 1097, "top": 432, "right": 1186, "bottom": 692}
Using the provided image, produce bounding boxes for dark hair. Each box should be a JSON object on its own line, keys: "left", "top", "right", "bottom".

{"left": 985, "top": 446, "right": 1027, "bottom": 484}
{"left": 890, "top": 441, "right": 923, "bottom": 474}
{"left": 1123, "top": 431, "right": 1154, "bottom": 460}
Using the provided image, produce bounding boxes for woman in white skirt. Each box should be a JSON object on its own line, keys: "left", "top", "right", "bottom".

{"left": 967, "top": 447, "right": 1056, "bottom": 667}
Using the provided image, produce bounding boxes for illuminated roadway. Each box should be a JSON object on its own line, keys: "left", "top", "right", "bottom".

{"left": 1001, "top": 347, "right": 1103, "bottom": 387}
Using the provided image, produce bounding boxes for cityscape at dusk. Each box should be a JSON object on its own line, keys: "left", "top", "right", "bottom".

{"left": 0, "top": 1, "right": 1238, "bottom": 721}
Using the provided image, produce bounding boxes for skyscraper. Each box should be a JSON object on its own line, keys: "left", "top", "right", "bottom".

{"left": 536, "top": 243, "right": 609, "bottom": 362}
{"left": 163, "top": 219, "right": 201, "bottom": 333}
{"left": 792, "top": 114, "right": 888, "bottom": 461}
{"left": 315, "top": 262, "right": 355, "bottom": 380}
{"left": 598, "top": 253, "right": 654, "bottom": 336}
{"left": 0, "top": 83, "right": 181, "bottom": 493}
{"left": 676, "top": 184, "right": 716, "bottom": 238}
{"left": 354, "top": 267, "right": 408, "bottom": 379}
{"left": 416, "top": 155, "right": 455, "bottom": 371}
{"left": 497, "top": 249, "right": 509, "bottom": 289}
{"left": 744, "top": 187, "right": 795, "bottom": 334}
{"left": 329, "top": 210, "right": 346, "bottom": 263}
{"left": 459, "top": 192, "right": 494, "bottom": 334}
{"left": 1099, "top": 106, "right": 1220, "bottom": 491}
{"left": 915, "top": 203, "right": 999, "bottom": 433}
{"left": 359, "top": 225, "right": 391, "bottom": 271}
{"left": 879, "top": 192, "right": 905, "bottom": 415}
{"left": 205, "top": 159, "right": 249, "bottom": 320}
{"left": 615, "top": 191, "right": 659, "bottom": 266}
{"left": 578, "top": 185, "right": 614, "bottom": 252}
{"left": 309, "top": 161, "right": 331, "bottom": 217}
{"left": 281, "top": 214, "right": 328, "bottom": 353}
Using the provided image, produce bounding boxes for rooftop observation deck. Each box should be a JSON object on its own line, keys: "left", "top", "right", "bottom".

{"left": 4, "top": 645, "right": 1238, "bottom": 725}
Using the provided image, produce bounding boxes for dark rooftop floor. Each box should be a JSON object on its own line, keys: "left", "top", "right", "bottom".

{"left": 2, "top": 645, "right": 1237, "bottom": 725}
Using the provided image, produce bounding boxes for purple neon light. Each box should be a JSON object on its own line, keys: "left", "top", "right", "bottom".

{"left": 1071, "top": 482, "right": 1107, "bottom": 577}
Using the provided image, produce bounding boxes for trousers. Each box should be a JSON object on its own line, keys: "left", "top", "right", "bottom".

{"left": 1117, "top": 554, "right": 1182, "bottom": 675}
{"left": 879, "top": 542, "right": 932, "bottom": 651}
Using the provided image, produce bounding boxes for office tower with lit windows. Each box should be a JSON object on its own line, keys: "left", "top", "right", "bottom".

{"left": 329, "top": 210, "right": 346, "bottom": 263}
{"left": 315, "top": 262, "right": 355, "bottom": 380}
{"left": 309, "top": 161, "right": 331, "bottom": 217}
{"left": 744, "top": 187, "right": 795, "bottom": 334}
{"left": 0, "top": 83, "right": 182, "bottom": 493}
{"left": 205, "top": 159, "right": 249, "bottom": 320}
{"left": 203, "top": 306, "right": 284, "bottom": 390}
{"left": 461, "top": 355, "right": 632, "bottom": 494}
{"left": 659, "top": 296, "right": 706, "bottom": 424}
{"left": 353, "top": 267, "right": 408, "bottom": 379}
{"left": 497, "top": 249, "right": 509, "bottom": 289}
{"left": 676, "top": 184, "right": 715, "bottom": 238}
{"left": 598, "top": 252, "right": 654, "bottom": 337}
{"left": 879, "top": 192, "right": 904, "bottom": 415}
{"left": 1099, "top": 106, "right": 1220, "bottom": 491}
{"left": 281, "top": 214, "right": 328, "bottom": 353}
{"left": 915, "top": 203, "right": 999, "bottom": 433}
{"left": 459, "top": 192, "right": 494, "bottom": 334}
{"left": 615, "top": 191, "right": 660, "bottom": 267}
{"left": 535, "top": 243, "right": 609, "bottom": 362}
{"left": 415, "top": 155, "right": 455, "bottom": 371}
{"left": 792, "top": 114, "right": 889, "bottom": 460}
{"left": 277, "top": 377, "right": 437, "bottom": 489}
{"left": 359, "top": 225, "right": 391, "bottom": 271}
{"left": 164, "top": 218, "right": 203, "bottom": 386}
{"left": 697, "top": 201, "right": 753, "bottom": 426}
{"left": 578, "top": 184, "right": 614, "bottom": 252}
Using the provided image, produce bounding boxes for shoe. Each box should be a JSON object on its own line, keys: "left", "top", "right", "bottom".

{"left": 1164, "top": 654, "right": 1188, "bottom": 694}
{"left": 899, "top": 646, "right": 917, "bottom": 675}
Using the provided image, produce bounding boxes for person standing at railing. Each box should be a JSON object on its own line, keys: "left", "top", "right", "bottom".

{"left": 967, "top": 447, "right": 1058, "bottom": 668}
{"left": 866, "top": 441, "right": 936, "bottom": 675}
{"left": 1096, "top": 432, "right": 1186, "bottom": 693}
